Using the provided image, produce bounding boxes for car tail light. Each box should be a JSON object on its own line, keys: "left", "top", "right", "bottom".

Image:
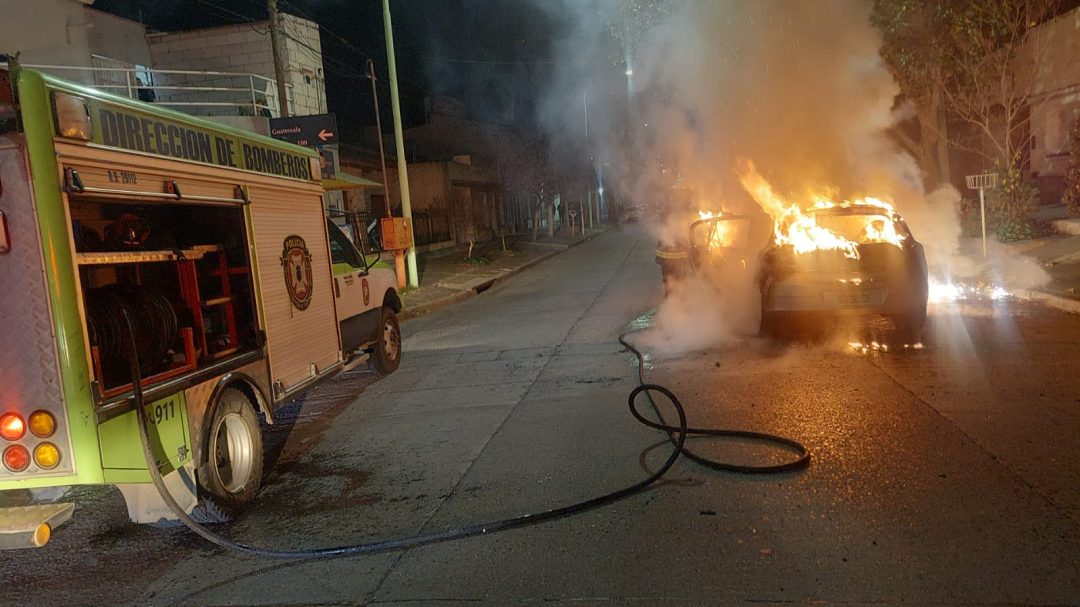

{"left": 0, "top": 412, "right": 25, "bottom": 441}
{"left": 3, "top": 445, "right": 30, "bottom": 472}
{"left": 28, "top": 410, "right": 56, "bottom": 438}
{"left": 33, "top": 443, "right": 60, "bottom": 470}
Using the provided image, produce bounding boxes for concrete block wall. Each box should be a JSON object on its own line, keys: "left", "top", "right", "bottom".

{"left": 281, "top": 14, "right": 327, "bottom": 116}
{"left": 146, "top": 14, "right": 326, "bottom": 119}
{"left": 148, "top": 23, "right": 277, "bottom": 116}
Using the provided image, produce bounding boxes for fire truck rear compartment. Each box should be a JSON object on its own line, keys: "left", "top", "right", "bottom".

{"left": 70, "top": 198, "right": 260, "bottom": 401}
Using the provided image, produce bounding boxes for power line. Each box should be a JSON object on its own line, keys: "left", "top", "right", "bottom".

{"left": 278, "top": 0, "right": 378, "bottom": 62}
{"left": 277, "top": 0, "right": 552, "bottom": 67}
{"left": 191, "top": 0, "right": 259, "bottom": 24}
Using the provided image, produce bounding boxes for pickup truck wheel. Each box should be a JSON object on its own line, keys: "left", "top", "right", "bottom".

{"left": 372, "top": 306, "right": 401, "bottom": 374}
{"left": 196, "top": 388, "right": 263, "bottom": 517}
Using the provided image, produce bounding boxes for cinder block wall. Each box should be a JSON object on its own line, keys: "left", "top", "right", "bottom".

{"left": 146, "top": 14, "right": 326, "bottom": 118}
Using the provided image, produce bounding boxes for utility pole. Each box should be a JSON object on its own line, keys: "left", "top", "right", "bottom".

{"left": 382, "top": 0, "right": 418, "bottom": 288}
{"left": 366, "top": 59, "right": 393, "bottom": 218}
{"left": 267, "top": 0, "right": 289, "bottom": 118}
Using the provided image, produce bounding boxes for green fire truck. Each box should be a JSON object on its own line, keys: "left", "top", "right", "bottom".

{"left": 0, "top": 64, "right": 403, "bottom": 549}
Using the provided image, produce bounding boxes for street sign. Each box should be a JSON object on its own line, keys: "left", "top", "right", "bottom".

{"left": 966, "top": 173, "right": 998, "bottom": 258}
{"left": 269, "top": 113, "right": 338, "bottom": 147}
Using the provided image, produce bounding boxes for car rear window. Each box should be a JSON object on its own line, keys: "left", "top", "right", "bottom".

{"left": 811, "top": 211, "right": 905, "bottom": 243}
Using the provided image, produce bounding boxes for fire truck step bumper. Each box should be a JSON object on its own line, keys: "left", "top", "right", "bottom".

{"left": 0, "top": 502, "right": 75, "bottom": 549}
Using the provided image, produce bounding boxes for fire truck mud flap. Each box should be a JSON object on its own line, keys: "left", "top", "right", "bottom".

{"left": 115, "top": 461, "right": 198, "bottom": 524}
{"left": 0, "top": 502, "right": 75, "bottom": 549}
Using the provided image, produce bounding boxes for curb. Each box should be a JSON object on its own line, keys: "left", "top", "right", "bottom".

{"left": 1052, "top": 218, "right": 1080, "bottom": 236}
{"left": 399, "top": 228, "right": 608, "bottom": 322}
{"left": 399, "top": 289, "right": 476, "bottom": 322}
{"left": 1013, "top": 289, "right": 1080, "bottom": 314}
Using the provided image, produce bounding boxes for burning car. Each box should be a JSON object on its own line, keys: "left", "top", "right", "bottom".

{"left": 757, "top": 200, "right": 928, "bottom": 339}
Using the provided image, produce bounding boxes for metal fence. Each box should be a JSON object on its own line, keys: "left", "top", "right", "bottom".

{"left": 412, "top": 209, "right": 453, "bottom": 246}
{"left": 3, "top": 62, "right": 290, "bottom": 118}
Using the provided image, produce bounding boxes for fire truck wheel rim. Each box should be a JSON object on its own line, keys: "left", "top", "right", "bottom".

{"left": 213, "top": 412, "right": 256, "bottom": 494}
{"left": 383, "top": 318, "right": 400, "bottom": 361}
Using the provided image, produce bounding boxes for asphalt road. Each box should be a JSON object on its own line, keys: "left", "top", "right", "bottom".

{"left": 6, "top": 227, "right": 1080, "bottom": 606}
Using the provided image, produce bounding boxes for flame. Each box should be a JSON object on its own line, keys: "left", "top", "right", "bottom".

{"left": 774, "top": 206, "right": 862, "bottom": 259}
{"left": 696, "top": 210, "right": 736, "bottom": 249}
{"left": 735, "top": 160, "right": 906, "bottom": 259}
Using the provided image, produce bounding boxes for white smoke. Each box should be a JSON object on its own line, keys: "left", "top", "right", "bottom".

{"left": 535, "top": 0, "right": 1049, "bottom": 353}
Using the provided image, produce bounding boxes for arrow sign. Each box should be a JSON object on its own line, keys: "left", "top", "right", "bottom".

{"left": 269, "top": 113, "right": 338, "bottom": 147}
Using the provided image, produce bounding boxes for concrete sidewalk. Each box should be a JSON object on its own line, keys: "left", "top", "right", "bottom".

{"left": 1001, "top": 205, "right": 1080, "bottom": 313}
{"left": 398, "top": 226, "right": 608, "bottom": 321}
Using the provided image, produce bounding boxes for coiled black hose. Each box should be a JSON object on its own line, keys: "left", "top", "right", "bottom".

{"left": 619, "top": 332, "right": 810, "bottom": 473}
{"left": 124, "top": 308, "right": 809, "bottom": 560}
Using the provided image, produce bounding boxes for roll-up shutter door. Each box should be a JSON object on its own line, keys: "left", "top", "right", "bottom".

{"left": 247, "top": 184, "right": 340, "bottom": 395}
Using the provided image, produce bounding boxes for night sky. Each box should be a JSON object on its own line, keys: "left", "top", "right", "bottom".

{"left": 92, "top": 0, "right": 563, "bottom": 142}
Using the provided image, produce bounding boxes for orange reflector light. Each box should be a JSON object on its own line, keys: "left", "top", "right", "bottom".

{"left": 0, "top": 413, "right": 26, "bottom": 441}
{"left": 33, "top": 524, "right": 51, "bottom": 547}
{"left": 28, "top": 410, "right": 56, "bottom": 438}
{"left": 33, "top": 443, "right": 60, "bottom": 470}
{"left": 3, "top": 445, "right": 30, "bottom": 472}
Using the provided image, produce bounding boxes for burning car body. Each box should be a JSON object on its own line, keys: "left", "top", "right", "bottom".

{"left": 676, "top": 162, "right": 929, "bottom": 340}
{"left": 757, "top": 200, "right": 929, "bottom": 339}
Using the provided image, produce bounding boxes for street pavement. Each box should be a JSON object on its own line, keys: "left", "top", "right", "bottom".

{"left": 6, "top": 226, "right": 1080, "bottom": 606}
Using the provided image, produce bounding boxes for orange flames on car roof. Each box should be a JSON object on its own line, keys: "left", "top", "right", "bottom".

{"left": 735, "top": 160, "right": 905, "bottom": 259}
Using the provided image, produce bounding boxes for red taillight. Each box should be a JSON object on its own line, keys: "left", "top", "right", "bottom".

{"left": 3, "top": 445, "right": 30, "bottom": 472}
{"left": 0, "top": 413, "right": 26, "bottom": 441}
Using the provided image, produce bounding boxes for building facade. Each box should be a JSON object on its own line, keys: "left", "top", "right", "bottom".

{"left": 1023, "top": 5, "right": 1080, "bottom": 204}
{"left": 0, "top": 0, "right": 327, "bottom": 135}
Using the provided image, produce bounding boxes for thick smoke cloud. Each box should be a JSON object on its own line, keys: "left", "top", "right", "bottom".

{"left": 534, "top": 0, "right": 1048, "bottom": 353}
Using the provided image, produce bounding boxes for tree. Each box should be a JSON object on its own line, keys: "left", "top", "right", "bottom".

{"left": 873, "top": 0, "right": 1055, "bottom": 190}
{"left": 1064, "top": 116, "right": 1080, "bottom": 216}
{"left": 941, "top": 0, "right": 1054, "bottom": 175}
{"left": 872, "top": 0, "right": 957, "bottom": 188}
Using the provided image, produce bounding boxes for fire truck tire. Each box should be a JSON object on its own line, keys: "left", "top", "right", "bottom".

{"left": 196, "top": 388, "right": 264, "bottom": 517}
{"left": 371, "top": 306, "right": 401, "bottom": 374}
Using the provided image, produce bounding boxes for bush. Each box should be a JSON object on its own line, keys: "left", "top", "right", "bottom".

{"left": 985, "top": 165, "right": 1039, "bottom": 223}
{"left": 959, "top": 165, "right": 1041, "bottom": 240}
{"left": 959, "top": 196, "right": 984, "bottom": 238}
{"left": 994, "top": 219, "right": 1035, "bottom": 242}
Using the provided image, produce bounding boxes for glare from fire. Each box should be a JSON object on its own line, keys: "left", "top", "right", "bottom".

{"left": 696, "top": 210, "right": 736, "bottom": 250}
{"left": 735, "top": 160, "right": 906, "bottom": 259}
{"left": 848, "top": 341, "right": 924, "bottom": 355}
{"left": 928, "top": 278, "right": 1011, "bottom": 303}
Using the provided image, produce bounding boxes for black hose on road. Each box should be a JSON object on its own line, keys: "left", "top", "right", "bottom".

{"left": 619, "top": 332, "right": 810, "bottom": 474}
{"left": 123, "top": 307, "right": 809, "bottom": 560}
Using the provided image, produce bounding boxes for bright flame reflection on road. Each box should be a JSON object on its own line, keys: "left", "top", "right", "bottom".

{"left": 929, "top": 279, "right": 1011, "bottom": 304}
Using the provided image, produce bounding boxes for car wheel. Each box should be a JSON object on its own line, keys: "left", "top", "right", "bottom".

{"left": 197, "top": 388, "right": 263, "bottom": 517}
{"left": 891, "top": 307, "right": 927, "bottom": 343}
{"left": 760, "top": 310, "right": 785, "bottom": 338}
{"left": 371, "top": 306, "right": 401, "bottom": 374}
